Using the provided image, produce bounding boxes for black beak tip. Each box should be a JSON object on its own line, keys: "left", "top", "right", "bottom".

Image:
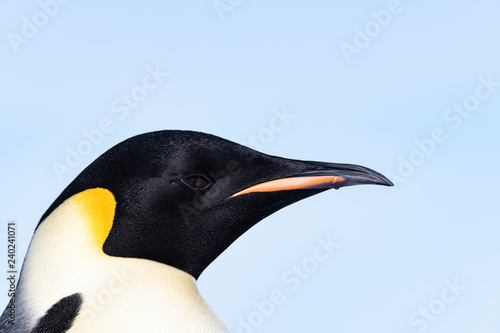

{"left": 347, "top": 165, "right": 394, "bottom": 188}
{"left": 303, "top": 161, "right": 394, "bottom": 188}
{"left": 376, "top": 175, "right": 394, "bottom": 187}
{"left": 368, "top": 170, "right": 394, "bottom": 187}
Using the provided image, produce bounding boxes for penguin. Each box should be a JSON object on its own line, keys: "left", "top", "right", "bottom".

{"left": 0, "top": 130, "right": 392, "bottom": 332}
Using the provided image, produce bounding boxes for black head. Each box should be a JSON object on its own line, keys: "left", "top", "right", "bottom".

{"left": 39, "top": 130, "right": 392, "bottom": 278}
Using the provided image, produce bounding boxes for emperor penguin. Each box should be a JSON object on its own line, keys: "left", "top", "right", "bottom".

{"left": 0, "top": 130, "right": 392, "bottom": 332}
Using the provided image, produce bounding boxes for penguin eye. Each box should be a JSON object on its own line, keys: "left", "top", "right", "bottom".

{"left": 181, "top": 175, "right": 211, "bottom": 190}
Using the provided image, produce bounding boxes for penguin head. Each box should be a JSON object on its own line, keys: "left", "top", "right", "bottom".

{"left": 40, "top": 130, "right": 392, "bottom": 278}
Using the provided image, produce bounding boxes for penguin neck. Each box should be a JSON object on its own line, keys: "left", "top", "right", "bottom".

{"left": 18, "top": 188, "right": 227, "bottom": 332}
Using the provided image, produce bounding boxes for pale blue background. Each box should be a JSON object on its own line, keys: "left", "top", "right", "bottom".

{"left": 1, "top": 1, "right": 500, "bottom": 332}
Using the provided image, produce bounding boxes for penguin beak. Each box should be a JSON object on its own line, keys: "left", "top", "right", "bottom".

{"left": 230, "top": 162, "right": 393, "bottom": 198}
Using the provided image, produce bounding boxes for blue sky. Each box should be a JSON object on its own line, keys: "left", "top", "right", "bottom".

{"left": 1, "top": 1, "right": 500, "bottom": 332}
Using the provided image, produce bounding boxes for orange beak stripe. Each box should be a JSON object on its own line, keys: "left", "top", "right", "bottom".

{"left": 230, "top": 175, "right": 346, "bottom": 198}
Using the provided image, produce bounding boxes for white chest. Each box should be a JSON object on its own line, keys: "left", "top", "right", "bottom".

{"left": 67, "top": 260, "right": 228, "bottom": 333}
{"left": 18, "top": 190, "right": 228, "bottom": 332}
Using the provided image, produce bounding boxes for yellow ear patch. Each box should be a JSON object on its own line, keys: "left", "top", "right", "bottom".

{"left": 70, "top": 188, "right": 117, "bottom": 250}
